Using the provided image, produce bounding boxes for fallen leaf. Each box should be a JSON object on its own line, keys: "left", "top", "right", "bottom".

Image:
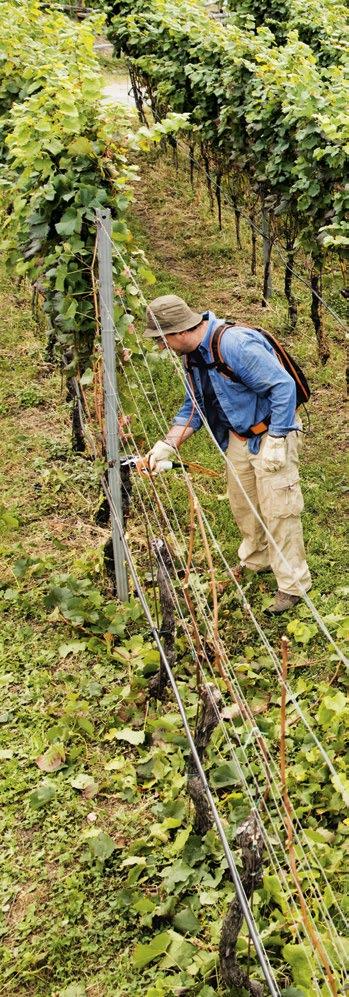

{"left": 114, "top": 727, "right": 145, "bottom": 746}
{"left": 59, "top": 641, "right": 86, "bottom": 659}
{"left": 85, "top": 829, "right": 116, "bottom": 861}
{"left": 29, "top": 780, "right": 56, "bottom": 809}
{"left": 36, "top": 745, "right": 65, "bottom": 772}
{"left": 70, "top": 774, "right": 98, "bottom": 798}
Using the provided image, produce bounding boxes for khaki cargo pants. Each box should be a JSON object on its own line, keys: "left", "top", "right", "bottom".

{"left": 226, "top": 429, "right": 312, "bottom": 595}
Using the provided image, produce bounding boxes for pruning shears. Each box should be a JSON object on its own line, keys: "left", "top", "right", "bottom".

{"left": 120, "top": 455, "right": 220, "bottom": 479}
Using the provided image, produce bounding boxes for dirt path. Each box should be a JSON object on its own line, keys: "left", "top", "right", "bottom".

{"left": 102, "top": 77, "right": 135, "bottom": 109}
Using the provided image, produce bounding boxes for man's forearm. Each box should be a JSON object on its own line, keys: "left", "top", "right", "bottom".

{"left": 164, "top": 425, "right": 195, "bottom": 448}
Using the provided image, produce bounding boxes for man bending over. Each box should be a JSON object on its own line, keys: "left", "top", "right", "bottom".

{"left": 144, "top": 295, "right": 311, "bottom": 615}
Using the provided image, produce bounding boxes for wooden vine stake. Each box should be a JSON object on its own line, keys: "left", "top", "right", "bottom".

{"left": 280, "top": 636, "right": 338, "bottom": 997}
{"left": 310, "top": 260, "right": 330, "bottom": 364}
{"left": 68, "top": 375, "right": 86, "bottom": 454}
{"left": 261, "top": 201, "right": 273, "bottom": 306}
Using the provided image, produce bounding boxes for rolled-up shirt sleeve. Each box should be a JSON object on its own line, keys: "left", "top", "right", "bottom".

{"left": 172, "top": 372, "right": 203, "bottom": 431}
{"left": 226, "top": 337, "right": 299, "bottom": 437}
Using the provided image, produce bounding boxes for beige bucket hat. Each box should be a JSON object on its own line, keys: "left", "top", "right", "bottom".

{"left": 144, "top": 294, "right": 202, "bottom": 338}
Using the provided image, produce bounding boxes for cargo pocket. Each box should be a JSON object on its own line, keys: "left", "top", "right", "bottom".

{"left": 258, "top": 472, "right": 304, "bottom": 520}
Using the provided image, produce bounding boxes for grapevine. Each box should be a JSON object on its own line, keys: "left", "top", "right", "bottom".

{"left": 0, "top": 1, "right": 148, "bottom": 384}
{"left": 107, "top": 0, "right": 349, "bottom": 359}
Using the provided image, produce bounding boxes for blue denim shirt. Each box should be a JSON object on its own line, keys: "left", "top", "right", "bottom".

{"left": 173, "top": 312, "right": 299, "bottom": 454}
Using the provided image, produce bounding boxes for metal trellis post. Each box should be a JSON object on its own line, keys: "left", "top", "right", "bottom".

{"left": 96, "top": 208, "right": 128, "bottom": 602}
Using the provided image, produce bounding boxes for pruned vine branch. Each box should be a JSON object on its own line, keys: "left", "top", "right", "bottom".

{"left": 219, "top": 812, "right": 265, "bottom": 995}
{"left": 187, "top": 683, "right": 222, "bottom": 835}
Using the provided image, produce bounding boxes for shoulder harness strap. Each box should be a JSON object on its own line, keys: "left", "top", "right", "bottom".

{"left": 210, "top": 322, "right": 270, "bottom": 437}
{"left": 210, "top": 323, "right": 242, "bottom": 383}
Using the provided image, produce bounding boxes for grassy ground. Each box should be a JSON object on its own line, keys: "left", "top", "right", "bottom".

{"left": 0, "top": 85, "right": 348, "bottom": 997}
{"left": 127, "top": 147, "right": 348, "bottom": 609}
{"left": 0, "top": 262, "right": 157, "bottom": 996}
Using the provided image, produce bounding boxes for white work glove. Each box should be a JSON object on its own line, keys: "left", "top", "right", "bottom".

{"left": 260, "top": 435, "right": 286, "bottom": 473}
{"left": 147, "top": 440, "right": 176, "bottom": 474}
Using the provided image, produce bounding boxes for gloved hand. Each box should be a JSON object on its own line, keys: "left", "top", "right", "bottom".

{"left": 260, "top": 435, "right": 286, "bottom": 473}
{"left": 147, "top": 440, "right": 176, "bottom": 474}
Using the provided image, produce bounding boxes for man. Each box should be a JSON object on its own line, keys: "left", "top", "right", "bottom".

{"left": 144, "top": 294, "right": 311, "bottom": 614}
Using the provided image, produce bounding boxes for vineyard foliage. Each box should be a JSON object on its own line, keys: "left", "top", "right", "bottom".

{"left": 1, "top": 147, "right": 349, "bottom": 996}
{"left": 107, "top": 0, "right": 348, "bottom": 251}
{"left": 107, "top": 0, "right": 348, "bottom": 358}
{"left": 0, "top": 3, "right": 348, "bottom": 995}
{"left": 0, "top": 0, "right": 158, "bottom": 373}
{"left": 227, "top": 0, "right": 348, "bottom": 64}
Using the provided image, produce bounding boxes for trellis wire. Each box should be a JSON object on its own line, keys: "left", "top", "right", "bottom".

{"left": 115, "top": 364, "right": 348, "bottom": 917}
{"left": 91, "top": 226, "right": 346, "bottom": 972}
{"left": 89, "top": 262, "right": 347, "bottom": 962}
{"left": 96, "top": 270, "right": 349, "bottom": 777}
{"left": 97, "top": 222, "right": 349, "bottom": 670}
{"left": 96, "top": 288, "right": 346, "bottom": 856}
{"left": 103, "top": 357, "right": 348, "bottom": 962}
{"left": 101, "top": 473, "right": 282, "bottom": 997}
{"left": 123, "top": 477, "right": 347, "bottom": 972}
{"left": 77, "top": 314, "right": 346, "bottom": 976}
{"left": 94, "top": 401, "right": 343, "bottom": 985}
{"left": 95, "top": 249, "right": 348, "bottom": 916}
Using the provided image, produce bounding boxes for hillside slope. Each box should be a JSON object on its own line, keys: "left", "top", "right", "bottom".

{"left": 0, "top": 132, "right": 348, "bottom": 996}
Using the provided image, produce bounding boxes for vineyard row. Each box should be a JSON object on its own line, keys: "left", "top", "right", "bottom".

{"left": 107, "top": 0, "right": 349, "bottom": 360}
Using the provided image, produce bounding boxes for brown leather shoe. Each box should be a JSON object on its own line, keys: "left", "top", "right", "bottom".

{"left": 232, "top": 564, "right": 246, "bottom": 582}
{"left": 265, "top": 591, "right": 301, "bottom": 615}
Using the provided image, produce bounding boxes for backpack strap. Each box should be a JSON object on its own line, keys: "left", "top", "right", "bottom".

{"left": 209, "top": 322, "right": 270, "bottom": 438}
{"left": 209, "top": 320, "right": 310, "bottom": 424}
{"left": 210, "top": 323, "right": 242, "bottom": 383}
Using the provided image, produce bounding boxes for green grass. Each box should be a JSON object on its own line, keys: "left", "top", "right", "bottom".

{"left": 0, "top": 262, "right": 154, "bottom": 996}
{"left": 127, "top": 150, "right": 348, "bottom": 619}
{"left": 0, "top": 121, "right": 348, "bottom": 997}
